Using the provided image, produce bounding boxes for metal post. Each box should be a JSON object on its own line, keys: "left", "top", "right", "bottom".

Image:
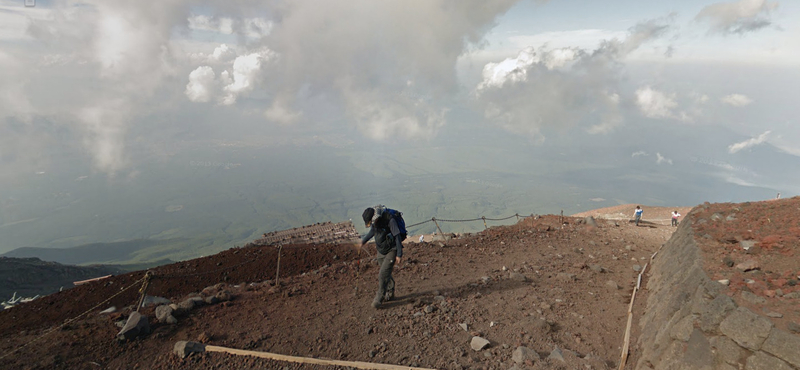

{"left": 482, "top": 216, "right": 488, "bottom": 229}
{"left": 515, "top": 213, "right": 520, "bottom": 222}
{"left": 136, "top": 271, "right": 153, "bottom": 312}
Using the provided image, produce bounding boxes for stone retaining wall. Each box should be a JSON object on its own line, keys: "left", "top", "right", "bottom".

{"left": 635, "top": 210, "right": 800, "bottom": 370}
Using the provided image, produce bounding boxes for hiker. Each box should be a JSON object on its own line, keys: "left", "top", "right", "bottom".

{"left": 633, "top": 206, "right": 643, "bottom": 226}
{"left": 360, "top": 205, "right": 406, "bottom": 308}
{"left": 671, "top": 210, "right": 681, "bottom": 227}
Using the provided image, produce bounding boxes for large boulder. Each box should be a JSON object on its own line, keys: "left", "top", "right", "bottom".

{"left": 117, "top": 311, "right": 150, "bottom": 341}
{"left": 155, "top": 305, "right": 174, "bottom": 322}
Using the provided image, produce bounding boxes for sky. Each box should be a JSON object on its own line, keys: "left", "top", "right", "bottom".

{"left": 1, "top": 0, "right": 799, "bottom": 236}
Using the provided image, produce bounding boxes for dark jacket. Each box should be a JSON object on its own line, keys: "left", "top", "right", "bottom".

{"left": 361, "top": 215, "right": 404, "bottom": 257}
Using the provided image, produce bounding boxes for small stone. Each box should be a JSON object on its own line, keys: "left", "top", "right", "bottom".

{"left": 176, "top": 298, "right": 196, "bottom": 313}
{"left": 723, "top": 256, "right": 735, "bottom": 267}
{"left": 470, "top": 336, "right": 490, "bottom": 351}
{"left": 174, "top": 341, "right": 206, "bottom": 359}
{"left": 556, "top": 273, "right": 576, "bottom": 282}
{"left": 788, "top": 322, "right": 800, "bottom": 334}
{"left": 766, "top": 311, "right": 783, "bottom": 318}
{"left": 368, "top": 350, "right": 376, "bottom": 358}
{"left": 204, "top": 295, "right": 220, "bottom": 305}
{"left": 155, "top": 305, "right": 174, "bottom": 322}
{"left": 741, "top": 291, "right": 767, "bottom": 305}
{"left": 459, "top": 323, "right": 468, "bottom": 331}
{"left": 589, "top": 264, "right": 605, "bottom": 273}
{"left": 547, "top": 347, "right": 565, "bottom": 363}
{"left": 632, "top": 265, "right": 642, "bottom": 272}
{"left": 512, "top": 346, "right": 540, "bottom": 364}
{"left": 735, "top": 259, "right": 760, "bottom": 272}
{"left": 215, "top": 290, "right": 232, "bottom": 302}
{"left": 740, "top": 240, "right": 756, "bottom": 250}
{"left": 509, "top": 272, "right": 528, "bottom": 282}
{"left": 718, "top": 279, "right": 730, "bottom": 286}
{"left": 99, "top": 306, "right": 117, "bottom": 314}
{"left": 605, "top": 280, "right": 620, "bottom": 290}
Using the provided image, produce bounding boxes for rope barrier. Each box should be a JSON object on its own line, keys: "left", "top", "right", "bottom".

{"left": 405, "top": 219, "right": 432, "bottom": 228}
{"left": 0, "top": 276, "right": 147, "bottom": 361}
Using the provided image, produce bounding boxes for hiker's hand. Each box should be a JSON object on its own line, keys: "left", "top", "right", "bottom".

{"left": 395, "top": 256, "right": 402, "bottom": 265}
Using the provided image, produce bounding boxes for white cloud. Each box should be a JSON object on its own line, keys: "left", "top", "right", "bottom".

{"left": 695, "top": 0, "right": 779, "bottom": 35}
{"left": 188, "top": 14, "right": 234, "bottom": 34}
{"left": 264, "top": 98, "right": 301, "bottom": 125}
{"left": 242, "top": 18, "right": 272, "bottom": 39}
{"left": 209, "top": 44, "right": 235, "bottom": 62}
{"left": 631, "top": 151, "right": 648, "bottom": 157}
{"left": 185, "top": 66, "right": 216, "bottom": 103}
{"left": 474, "top": 16, "right": 673, "bottom": 139}
{"left": 477, "top": 47, "right": 580, "bottom": 90}
{"left": 656, "top": 152, "right": 673, "bottom": 165}
{"left": 221, "top": 50, "right": 271, "bottom": 105}
{"left": 728, "top": 130, "right": 771, "bottom": 153}
{"left": 635, "top": 86, "right": 678, "bottom": 119}
{"left": 720, "top": 93, "right": 753, "bottom": 107}
{"left": 690, "top": 92, "right": 710, "bottom": 104}
{"left": 508, "top": 29, "right": 627, "bottom": 53}
{"left": 187, "top": 14, "right": 271, "bottom": 39}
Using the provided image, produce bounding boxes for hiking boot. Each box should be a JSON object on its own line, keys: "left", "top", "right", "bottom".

{"left": 384, "top": 291, "right": 394, "bottom": 301}
{"left": 371, "top": 296, "right": 382, "bottom": 308}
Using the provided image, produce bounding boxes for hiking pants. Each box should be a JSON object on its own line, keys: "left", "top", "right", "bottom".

{"left": 375, "top": 248, "right": 396, "bottom": 302}
{"left": 672, "top": 218, "right": 678, "bottom": 226}
{"left": 635, "top": 215, "right": 641, "bottom": 226}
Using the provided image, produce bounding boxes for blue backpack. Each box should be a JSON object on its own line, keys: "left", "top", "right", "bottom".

{"left": 383, "top": 208, "right": 407, "bottom": 242}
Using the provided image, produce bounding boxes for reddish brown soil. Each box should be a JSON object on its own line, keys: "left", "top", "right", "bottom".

{"left": 691, "top": 197, "right": 800, "bottom": 331}
{"left": 0, "top": 213, "right": 682, "bottom": 370}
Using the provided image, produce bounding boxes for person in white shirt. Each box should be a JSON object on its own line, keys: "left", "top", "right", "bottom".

{"left": 671, "top": 211, "right": 681, "bottom": 227}
{"left": 633, "top": 206, "right": 643, "bottom": 226}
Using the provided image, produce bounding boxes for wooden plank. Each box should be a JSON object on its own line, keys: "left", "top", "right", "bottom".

{"left": 204, "top": 345, "right": 437, "bottom": 370}
{"left": 73, "top": 275, "right": 113, "bottom": 285}
{"left": 618, "top": 312, "right": 633, "bottom": 370}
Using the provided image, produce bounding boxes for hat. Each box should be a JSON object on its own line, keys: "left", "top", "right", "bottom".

{"left": 362, "top": 207, "right": 375, "bottom": 227}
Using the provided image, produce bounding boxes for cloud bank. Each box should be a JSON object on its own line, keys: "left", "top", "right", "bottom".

{"left": 695, "top": 0, "right": 778, "bottom": 35}
{"left": 473, "top": 16, "right": 673, "bottom": 140}
{"left": 728, "top": 130, "right": 771, "bottom": 153}
{"left": 720, "top": 93, "right": 753, "bottom": 106}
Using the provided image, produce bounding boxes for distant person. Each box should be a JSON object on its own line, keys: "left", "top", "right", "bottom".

{"left": 418, "top": 235, "right": 424, "bottom": 243}
{"left": 671, "top": 210, "right": 681, "bottom": 227}
{"left": 777, "top": 192, "right": 781, "bottom": 199}
{"left": 633, "top": 206, "right": 643, "bottom": 226}
{"left": 360, "top": 205, "right": 407, "bottom": 309}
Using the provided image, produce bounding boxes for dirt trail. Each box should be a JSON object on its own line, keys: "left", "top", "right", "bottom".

{"left": 0, "top": 213, "right": 677, "bottom": 370}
